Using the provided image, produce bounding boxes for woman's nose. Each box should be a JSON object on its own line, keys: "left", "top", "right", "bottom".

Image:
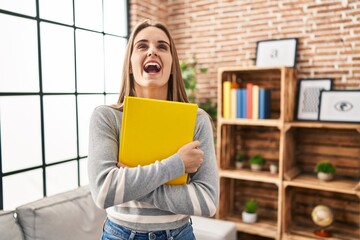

{"left": 147, "top": 48, "right": 158, "bottom": 57}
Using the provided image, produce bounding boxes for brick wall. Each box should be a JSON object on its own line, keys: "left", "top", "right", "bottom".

{"left": 129, "top": 0, "right": 168, "bottom": 29}
{"left": 130, "top": 0, "right": 360, "bottom": 103}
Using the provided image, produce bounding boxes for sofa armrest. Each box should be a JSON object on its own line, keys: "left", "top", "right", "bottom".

{"left": 0, "top": 210, "right": 24, "bottom": 240}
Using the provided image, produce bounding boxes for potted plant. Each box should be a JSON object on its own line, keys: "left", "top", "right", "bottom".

{"left": 242, "top": 199, "right": 258, "bottom": 223}
{"left": 315, "top": 161, "right": 336, "bottom": 181}
{"left": 235, "top": 152, "right": 244, "bottom": 169}
{"left": 269, "top": 162, "right": 278, "bottom": 174}
{"left": 180, "top": 57, "right": 217, "bottom": 123}
{"left": 249, "top": 154, "right": 265, "bottom": 171}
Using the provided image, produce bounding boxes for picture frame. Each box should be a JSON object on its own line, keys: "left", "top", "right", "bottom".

{"left": 256, "top": 38, "right": 298, "bottom": 67}
{"left": 295, "top": 78, "right": 333, "bottom": 121}
{"left": 318, "top": 90, "right": 360, "bottom": 123}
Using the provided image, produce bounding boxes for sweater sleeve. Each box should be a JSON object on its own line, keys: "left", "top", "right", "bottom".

{"left": 137, "top": 110, "right": 219, "bottom": 217}
{"left": 87, "top": 106, "right": 185, "bottom": 209}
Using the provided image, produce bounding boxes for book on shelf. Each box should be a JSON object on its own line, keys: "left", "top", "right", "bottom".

{"left": 246, "top": 83, "right": 253, "bottom": 119}
{"left": 222, "top": 82, "right": 271, "bottom": 120}
{"left": 223, "top": 81, "right": 231, "bottom": 119}
{"left": 252, "top": 85, "right": 259, "bottom": 119}
{"left": 231, "top": 87, "right": 237, "bottom": 119}
{"left": 240, "top": 88, "right": 247, "bottom": 118}
{"left": 259, "top": 88, "right": 271, "bottom": 119}
{"left": 236, "top": 88, "right": 242, "bottom": 118}
{"left": 236, "top": 88, "right": 247, "bottom": 118}
{"left": 119, "top": 96, "right": 198, "bottom": 185}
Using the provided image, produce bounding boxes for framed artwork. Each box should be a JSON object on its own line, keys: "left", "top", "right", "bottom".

{"left": 295, "top": 78, "right": 333, "bottom": 121}
{"left": 319, "top": 90, "right": 360, "bottom": 123}
{"left": 256, "top": 38, "right": 298, "bottom": 67}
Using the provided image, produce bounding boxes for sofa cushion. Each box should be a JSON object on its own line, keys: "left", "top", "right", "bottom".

{"left": 192, "top": 216, "right": 237, "bottom": 240}
{"left": 0, "top": 210, "right": 24, "bottom": 240}
{"left": 16, "top": 186, "right": 106, "bottom": 240}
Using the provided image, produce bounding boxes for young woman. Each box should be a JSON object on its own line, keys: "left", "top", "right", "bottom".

{"left": 88, "top": 19, "right": 219, "bottom": 240}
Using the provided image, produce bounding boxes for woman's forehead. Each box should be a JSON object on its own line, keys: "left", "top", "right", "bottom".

{"left": 134, "top": 26, "right": 170, "bottom": 44}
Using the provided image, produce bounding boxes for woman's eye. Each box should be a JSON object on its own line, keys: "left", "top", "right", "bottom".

{"left": 137, "top": 43, "right": 147, "bottom": 49}
{"left": 158, "top": 44, "right": 168, "bottom": 50}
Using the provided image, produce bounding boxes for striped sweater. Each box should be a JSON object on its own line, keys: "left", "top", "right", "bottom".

{"left": 88, "top": 105, "right": 219, "bottom": 231}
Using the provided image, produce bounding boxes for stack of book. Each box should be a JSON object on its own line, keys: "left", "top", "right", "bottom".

{"left": 223, "top": 81, "right": 271, "bottom": 119}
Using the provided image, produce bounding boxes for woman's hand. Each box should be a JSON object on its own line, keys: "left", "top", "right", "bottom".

{"left": 116, "top": 162, "right": 128, "bottom": 168}
{"left": 117, "top": 140, "right": 204, "bottom": 173}
{"left": 178, "top": 141, "right": 204, "bottom": 173}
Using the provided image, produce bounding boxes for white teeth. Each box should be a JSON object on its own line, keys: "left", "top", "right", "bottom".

{"left": 145, "top": 62, "right": 160, "bottom": 70}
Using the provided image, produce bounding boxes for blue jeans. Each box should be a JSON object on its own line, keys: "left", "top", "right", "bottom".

{"left": 101, "top": 218, "right": 196, "bottom": 240}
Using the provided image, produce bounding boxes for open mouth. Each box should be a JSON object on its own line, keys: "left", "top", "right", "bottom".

{"left": 143, "top": 62, "right": 161, "bottom": 73}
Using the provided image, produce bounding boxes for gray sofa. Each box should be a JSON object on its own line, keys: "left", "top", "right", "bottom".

{"left": 0, "top": 186, "right": 106, "bottom": 240}
{"left": 0, "top": 186, "right": 236, "bottom": 240}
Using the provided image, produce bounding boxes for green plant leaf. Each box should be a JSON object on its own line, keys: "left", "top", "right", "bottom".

{"left": 249, "top": 154, "right": 265, "bottom": 165}
{"left": 315, "top": 161, "right": 336, "bottom": 174}
{"left": 244, "top": 199, "right": 258, "bottom": 213}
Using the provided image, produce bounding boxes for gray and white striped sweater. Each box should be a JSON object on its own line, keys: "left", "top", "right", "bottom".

{"left": 88, "top": 105, "right": 219, "bottom": 232}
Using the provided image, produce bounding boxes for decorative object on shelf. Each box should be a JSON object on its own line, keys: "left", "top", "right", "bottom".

{"left": 242, "top": 199, "right": 258, "bottom": 223}
{"left": 315, "top": 161, "right": 336, "bottom": 181}
{"left": 318, "top": 90, "right": 360, "bottom": 123}
{"left": 235, "top": 152, "right": 244, "bottom": 169}
{"left": 255, "top": 38, "right": 298, "bottom": 67}
{"left": 249, "top": 154, "right": 265, "bottom": 171}
{"left": 311, "top": 205, "right": 334, "bottom": 238}
{"left": 269, "top": 162, "right": 278, "bottom": 174}
{"left": 295, "top": 78, "right": 333, "bottom": 121}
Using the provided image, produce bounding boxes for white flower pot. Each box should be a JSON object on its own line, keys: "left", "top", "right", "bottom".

{"left": 317, "top": 172, "right": 333, "bottom": 181}
{"left": 250, "top": 164, "right": 262, "bottom": 171}
{"left": 236, "top": 162, "right": 244, "bottom": 169}
{"left": 270, "top": 164, "right": 278, "bottom": 174}
{"left": 242, "top": 211, "right": 257, "bottom": 223}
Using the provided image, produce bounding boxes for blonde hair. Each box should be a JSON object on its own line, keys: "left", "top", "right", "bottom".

{"left": 113, "top": 19, "right": 189, "bottom": 110}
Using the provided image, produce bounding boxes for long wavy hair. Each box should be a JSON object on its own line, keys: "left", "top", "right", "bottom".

{"left": 113, "top": 19, "right": 189, "bottom": 110}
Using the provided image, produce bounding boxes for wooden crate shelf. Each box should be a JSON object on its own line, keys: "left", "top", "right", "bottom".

{"left": 217, "top": 66, "right": 296, "bottom": 122}
{"left": 283, "top": 187, "right": 360, "bottom": 240}
{"left": 283, "top": 127, "right": 360, "bottom": 184}
{"left": 218, "top": 124, "right": 281, "bottom": 175}
{"left": 216, "top": 66, "right": 359, "bottom": 239}
{"left": 218, "top": 177, "right": 280, "bottom": 238}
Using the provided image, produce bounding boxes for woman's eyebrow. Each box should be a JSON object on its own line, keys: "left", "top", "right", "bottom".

{"left": 134, "top": 39, "right": 148, "bottom": 45}
{"left": 158, "top": 40, "right": 170, "bottom": 46}
{"left": 135, "top": 39, "right": 170, "bottom": 46}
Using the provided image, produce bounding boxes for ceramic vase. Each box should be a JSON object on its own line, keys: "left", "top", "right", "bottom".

{"left": 317, "top": 172, "right": 333, "bottom": 181}
{"left": 270, "top": 164, "right": 278, "bottom": 174}
{"left": 250, "top": 164, "right": 262, "bottom": 171}
{"left": 242, "top": 211, "right": 257, "bottom": 223}
{"left": 236, "top": 162, "right": 244, "bottom": 169}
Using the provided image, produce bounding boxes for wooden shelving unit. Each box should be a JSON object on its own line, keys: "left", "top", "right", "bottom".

{"left": 216, "top": 66, "right": 360, "bottom": 239}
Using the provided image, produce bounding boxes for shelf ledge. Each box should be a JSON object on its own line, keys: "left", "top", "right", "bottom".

{"left": 219, "top": 118, "right": 281, "bottom": 127}
{"left": 286, "top": 122, "right": 360, "bottom": 130}
{"left": 224, "top": 216, "right": 278, "bottom": 238}
{"left": 284, "top": 174, "right": 359, "bottom": 195}
{"left": 219, "top": 169, "right": 281, "bottom": 186}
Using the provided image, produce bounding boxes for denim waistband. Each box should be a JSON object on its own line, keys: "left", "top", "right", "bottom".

{"left": 103, "top": 218, "right": 192, "bottom": 240}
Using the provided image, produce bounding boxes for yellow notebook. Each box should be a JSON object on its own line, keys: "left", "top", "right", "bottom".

{"left": 119, "top": 96, "right": 198, "bottom": 185}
